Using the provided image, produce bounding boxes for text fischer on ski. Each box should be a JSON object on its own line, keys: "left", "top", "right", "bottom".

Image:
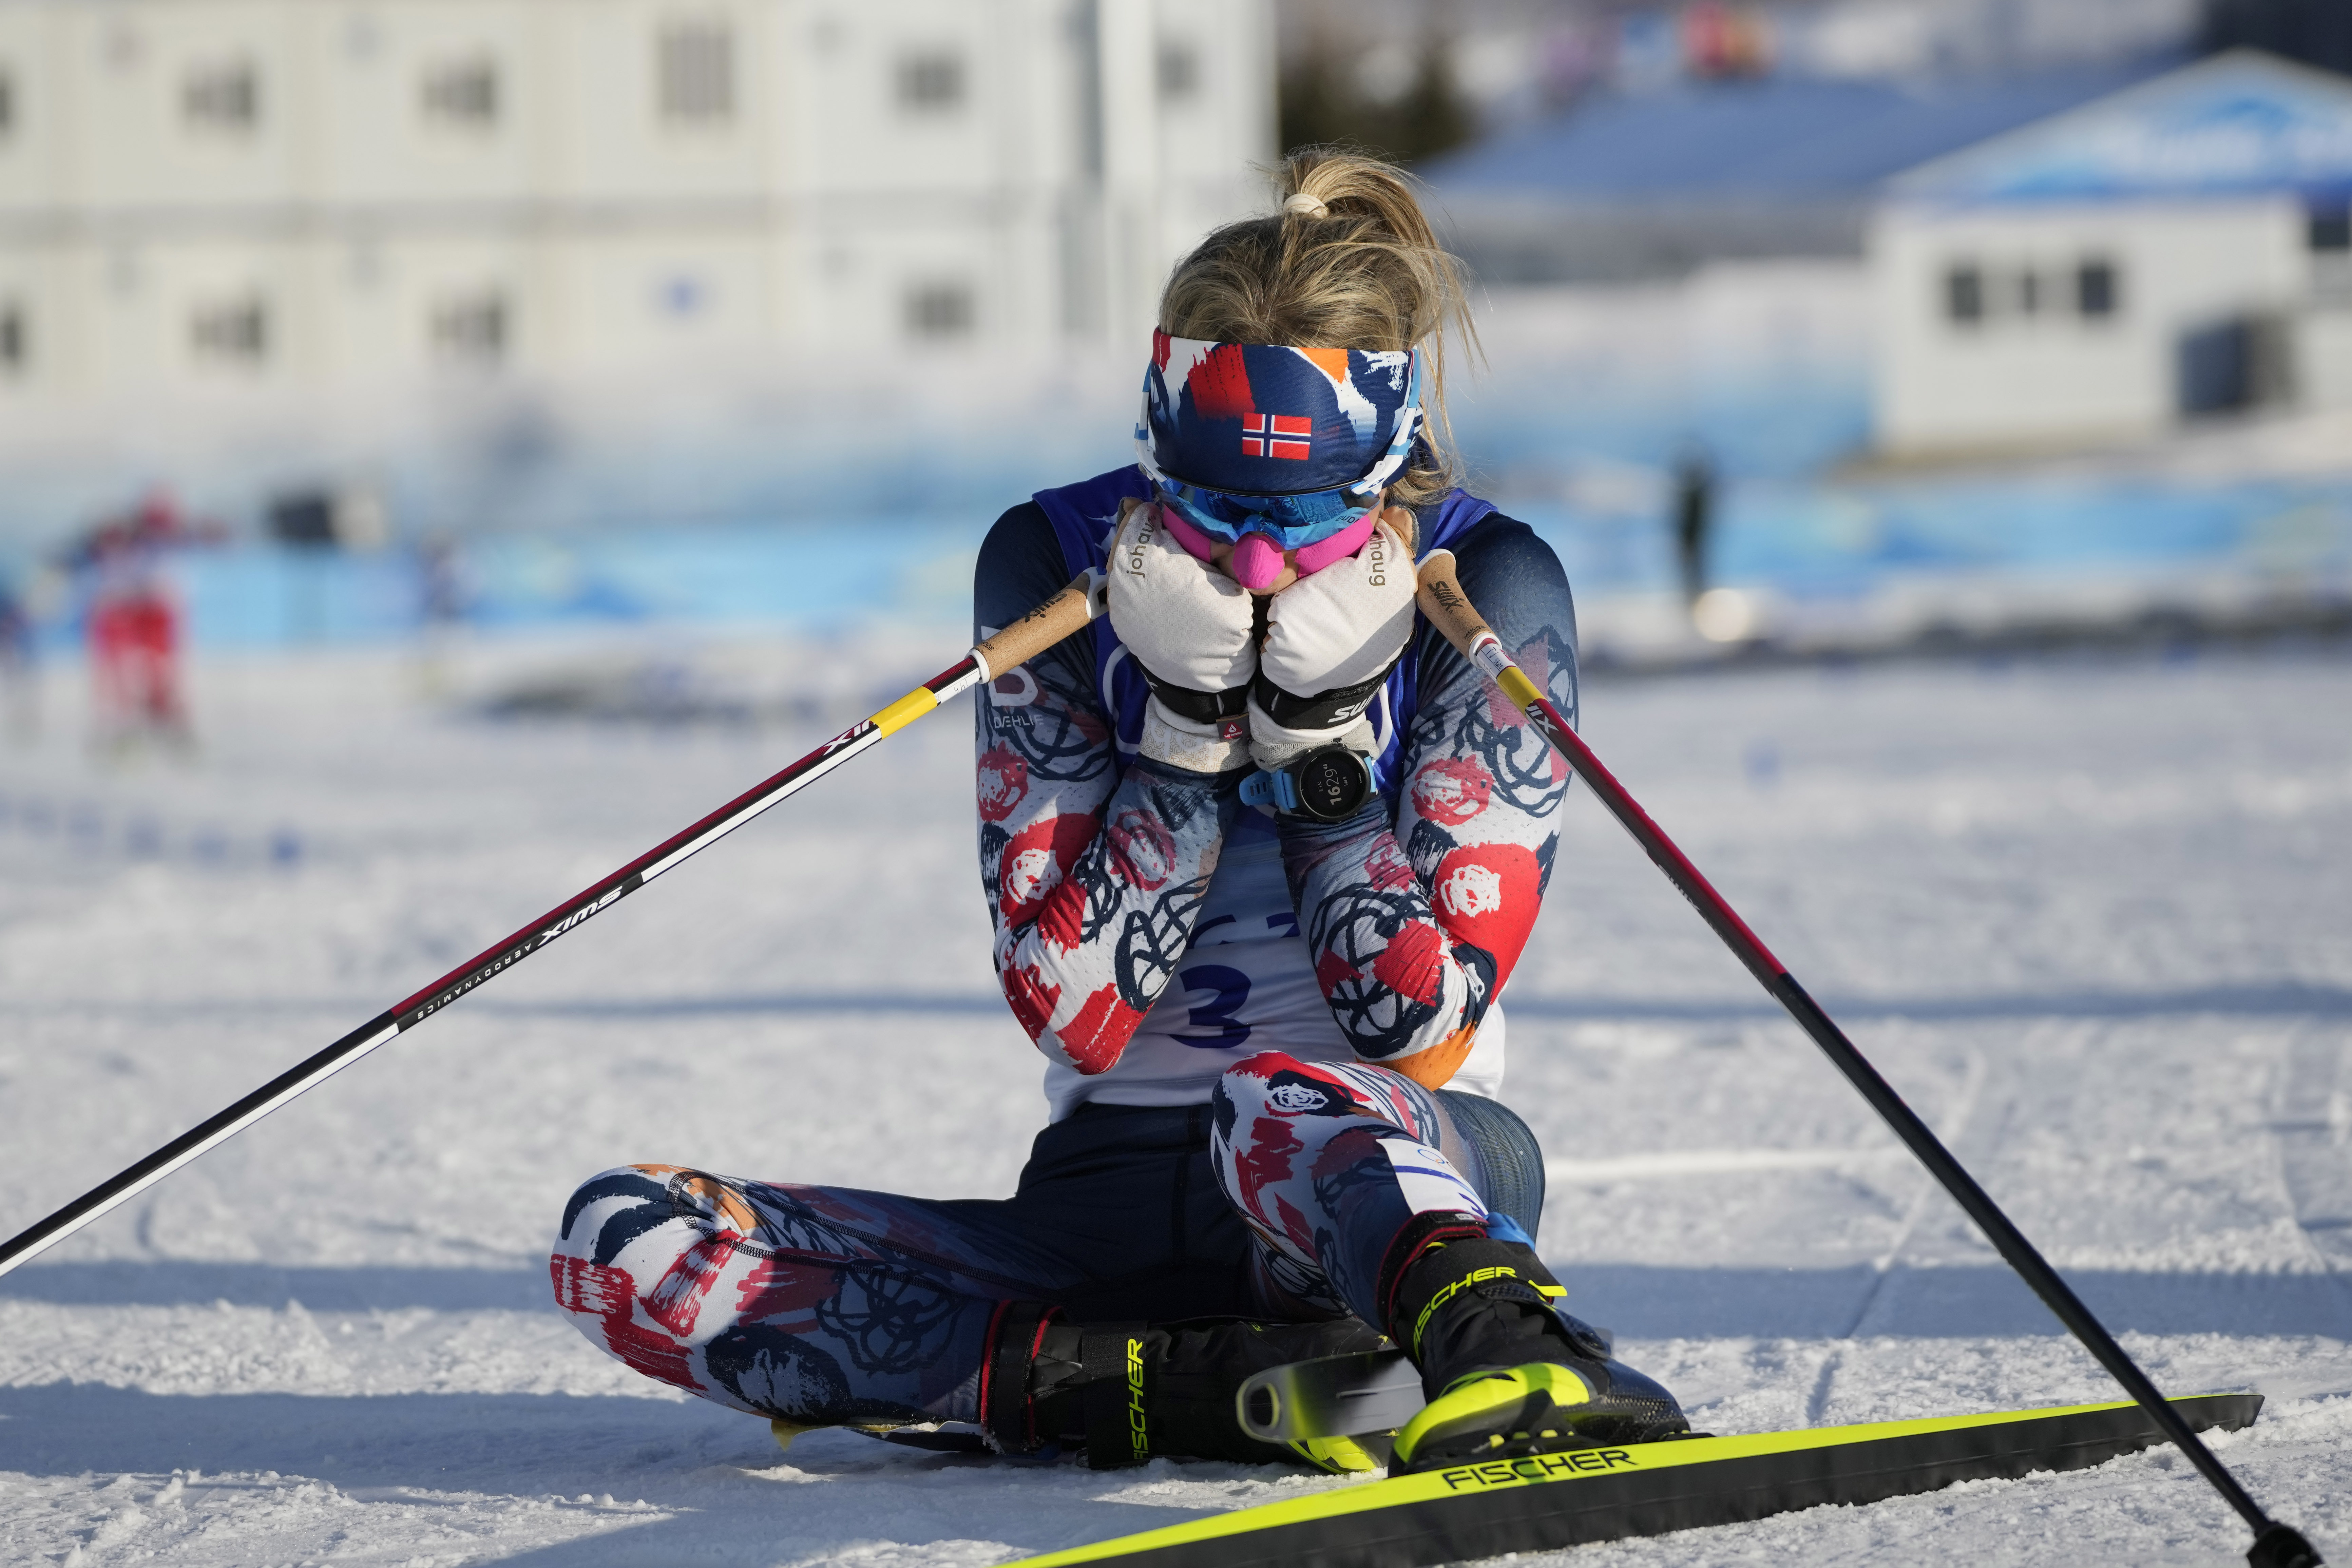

{"left": 553, "top": 151, "right": 1692, "bottom": 1474}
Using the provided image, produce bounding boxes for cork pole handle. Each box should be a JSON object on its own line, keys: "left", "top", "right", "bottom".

{"left": 1414, "top": 548, "right": 1499, "bottom": 664}
{"left": 973, "top": 571, "right": 1108, "bottom": 681}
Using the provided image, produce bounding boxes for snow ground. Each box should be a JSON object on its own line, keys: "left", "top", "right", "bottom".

{"left": 1, "top": 638, "right": 2349, "bottom": 1566}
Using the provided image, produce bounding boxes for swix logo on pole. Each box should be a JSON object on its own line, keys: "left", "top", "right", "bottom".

{"left": 1241, "top": 415, "right": 1312, "bottom": 460}
{"left": 397, "top": 873, "right": 644, "bottom": 1028}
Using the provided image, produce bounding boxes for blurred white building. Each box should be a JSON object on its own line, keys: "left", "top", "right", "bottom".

{"left": 1871, "top": 51, "right": 2352, "bottom": 457}
{"left": 0, "top": 0, "right": 1274, "bottom": 402}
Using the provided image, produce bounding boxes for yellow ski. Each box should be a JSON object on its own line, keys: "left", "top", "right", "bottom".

{"left": 1008, "top": 1392, "right": 2261, "bottom": 1568}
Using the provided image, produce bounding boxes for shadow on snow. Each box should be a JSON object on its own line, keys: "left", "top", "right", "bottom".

{"left": 5, "top": 1258, "right": 2348, "bottom": 1340}
{"left": 0, "top": 1382, "right": 1218, "bottom": 1564}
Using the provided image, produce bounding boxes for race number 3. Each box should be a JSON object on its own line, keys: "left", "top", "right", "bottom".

{"left": 1171, "top": 965, "right": 1252, "bottom": 1049}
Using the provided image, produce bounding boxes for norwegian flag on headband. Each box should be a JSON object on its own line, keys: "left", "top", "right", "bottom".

{"left": 1139, "top": 332, "right": 1419, "bottom": 495}
{"left": 1243, "top": 415, "right": 1313, "bottom": 460}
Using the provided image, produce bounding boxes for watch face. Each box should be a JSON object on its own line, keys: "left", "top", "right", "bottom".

{"left": 1296, "top": 749, "right": 1370, "bottom": 820}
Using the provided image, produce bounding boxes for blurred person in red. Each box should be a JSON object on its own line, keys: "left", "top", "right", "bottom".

{"left": 75, "top": 494, "right": 205, "bottom": 758}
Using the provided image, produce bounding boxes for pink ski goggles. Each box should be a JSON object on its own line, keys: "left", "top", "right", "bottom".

{"left": 1150, "top": 482, "right": 1385, "bottom": 592}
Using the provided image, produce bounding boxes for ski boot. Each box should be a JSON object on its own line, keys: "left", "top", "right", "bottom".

{"left": 1382, "top": 1213, "right": 1689, "bottom": 1474}
{"left": 983, "top": 1303, "right": 1392, "bottom": 1472}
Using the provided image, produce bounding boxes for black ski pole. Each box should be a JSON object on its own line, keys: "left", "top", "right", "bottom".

{"left": 1412, "top": 551, "right": 2319, "bottom": 1568}
{"left": 0, "top": 572, "right": 1108, "bottom": 1282}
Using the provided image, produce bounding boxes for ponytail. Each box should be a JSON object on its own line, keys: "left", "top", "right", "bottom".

{"left": 1159, "top": 149, "right": 1477, "bottom": 506}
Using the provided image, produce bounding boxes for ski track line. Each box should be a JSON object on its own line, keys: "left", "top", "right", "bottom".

{"left": 1839, "top": 1043, "right": 1989, "bottom": 1344}
{"left": 2275, "top": 1022, "right": 2352, "bottom": 1273}
{"left": 1805, "top": 1043, "right": 1989, "bottom": 1427}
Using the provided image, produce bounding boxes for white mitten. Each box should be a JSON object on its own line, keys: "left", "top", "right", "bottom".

{"left": 1250, "top": 516, "right": 1415, "bottom": 767}
{"left": 1105, "top": 499, "right": 1257, "bottom": 771}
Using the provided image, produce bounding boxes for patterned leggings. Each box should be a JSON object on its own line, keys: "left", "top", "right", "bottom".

{"left": 550, "top": 1051, "right": 1541, "bottom": 1428}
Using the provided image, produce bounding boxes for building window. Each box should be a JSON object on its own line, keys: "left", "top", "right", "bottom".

{"left": 659, "top": 21, "right": 734, "bottom": 122}
{"left": 2076, "top": 259, "right": 2119, "bottom": 318}
{"left": 2015, "top": 269, "right": 2043, "bottom": 316}
{"left": 906, "top": 281, "right": 974, "bottom": 339}
{"left": 431, "top": 291, "right": 507, "bottom": 366}
{"left": 2312, "top": 206, "right": 2352, "bottom": 304}
{"left": 2178, "top": 313, "right": 2293, "bottom": 417}
{"left": 421, "top": 57, "right": 498, "bottom": 126}
{"left": 1158, "top": 40, "right": 1200, "bottom": 100}
{"left": 897, "top": 49, "right": 965, "bottom": 112}
{"left": 1943, "top": 264, "right": 1983, "bottom": 326}
{"left": 0, "top": 303, "right": 24, "bottom": 375}
{"left": 191, "top": 296, "right": 268, "bottom": 363}
{"left": 184, "top": 59, "right": 259, "bottom": 130}
{"left": 0, "top": 68, "right": 15, "bottom": 137}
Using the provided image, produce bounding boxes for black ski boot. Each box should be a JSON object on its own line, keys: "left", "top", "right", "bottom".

{"left": 982, "top": 1302, "right": 1392, "bottom": 1471}
{"left": 1380, "top": 1213, "right": 1689, "bottom": 1473}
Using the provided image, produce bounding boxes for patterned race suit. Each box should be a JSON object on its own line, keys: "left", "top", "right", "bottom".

{"left": 552, "top": 470, "right": 1581, "bottom": 1435}
{"left": 982, "top": 470, "right": 1578, "bottom": 1114}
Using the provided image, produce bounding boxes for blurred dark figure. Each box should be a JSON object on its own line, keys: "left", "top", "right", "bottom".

{"left": 2203, "top": 0, "right": 2352, "bottom": 74}
{"left": 1281, "top": 23, "right": 1474, "bottom": 162}
{"left": 67, "top": 493, "right": 220, "bottom": 758}
{"left": 419, "top": 533, "right": 466, "bottom": 626}
{"left": 267, "top": 490, "right": 341, "bottom": 549}
{"left": 0, "top": 572, "right": 35, "bottom": 743}
{"left": 414, "top": 532, "right": 469, "bottom": 696}
{"left": 1671, "top": 443, "right": 1717, "bottom": 608}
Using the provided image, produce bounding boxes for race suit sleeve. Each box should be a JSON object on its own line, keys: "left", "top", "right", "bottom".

{"left": 973, "top": 502, "right": 1244, "bottom": 1074}
{"left": 1273, "top": 514, "right": 1578, "bottom": 1090}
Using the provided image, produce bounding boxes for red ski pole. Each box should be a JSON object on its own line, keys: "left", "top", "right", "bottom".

{"left": 0, "top": 571, "right": 1108, "bottom": 1281}
{"left": 1411, "top": 550, "right": 2317, "bottom": 1568}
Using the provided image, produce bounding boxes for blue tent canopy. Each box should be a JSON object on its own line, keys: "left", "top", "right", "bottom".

{"left": 1421, "top": 66, "right": 2159, "bottom": 204}
{"left": 1889, "top": 51, "right": 2352, "bottom": 205}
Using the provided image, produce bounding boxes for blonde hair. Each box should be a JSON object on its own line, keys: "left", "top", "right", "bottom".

{"left": 1159, "top": 149, "right": 1477, "bottom": 508}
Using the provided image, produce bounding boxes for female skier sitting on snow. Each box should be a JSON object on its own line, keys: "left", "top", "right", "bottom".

{"left": 551, "top": 151, "right": 1689, "bottom": 1474}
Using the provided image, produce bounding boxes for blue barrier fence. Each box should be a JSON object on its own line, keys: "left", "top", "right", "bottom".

{"left": 12, "top": 473, "right": 2350, "bottom": 653}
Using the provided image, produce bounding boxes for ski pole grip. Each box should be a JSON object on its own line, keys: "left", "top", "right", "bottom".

{"left": 1415, "top": 550, "right": 1499, "bottom": 662}
{"left": 974, "top": 571, "right": 1107, "bottom": 681}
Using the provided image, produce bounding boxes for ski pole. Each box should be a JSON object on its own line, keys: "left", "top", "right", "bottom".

{"left": 1411, "top": 551, "right": 2319, "bottom": 1568}
{"left": 0, "top": 571, "right": 1109, "bottom": 1282}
